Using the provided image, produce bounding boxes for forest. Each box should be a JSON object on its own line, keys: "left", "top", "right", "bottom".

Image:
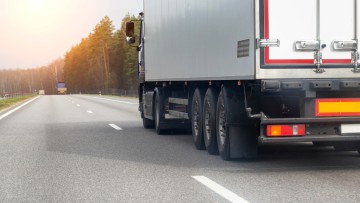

{"left": 0, "top": 15, "right": 139, "bottom": 96}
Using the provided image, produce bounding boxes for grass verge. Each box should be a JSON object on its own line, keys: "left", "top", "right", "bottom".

{"left": 0, "top": 95, "right": 36, "bottom": 111}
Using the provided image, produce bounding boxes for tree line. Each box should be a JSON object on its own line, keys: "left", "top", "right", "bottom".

{"left": 0, "top": 14, "right": 139, "bottom": 96}
{"left": 63, "top": 15, "right": 140, "bottom": 95}
{"left": 0, "top": 58, "right": 64, "bottom": 95}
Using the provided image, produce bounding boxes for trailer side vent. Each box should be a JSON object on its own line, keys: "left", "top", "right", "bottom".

{"left": 237, "top": 39, "right": 250, "bottom": 58}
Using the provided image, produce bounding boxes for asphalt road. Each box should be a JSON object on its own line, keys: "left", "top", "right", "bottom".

{"left": 1, "top": 95, "right": 360, "bottom": 202}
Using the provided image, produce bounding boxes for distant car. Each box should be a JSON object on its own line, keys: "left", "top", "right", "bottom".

{"left": 38, "top": 90, "right": 45, "bottom": 95}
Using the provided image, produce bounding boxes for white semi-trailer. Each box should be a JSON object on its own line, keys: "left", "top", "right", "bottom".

{"left": 126, "top": 0, "right": 360, "bottom": 160}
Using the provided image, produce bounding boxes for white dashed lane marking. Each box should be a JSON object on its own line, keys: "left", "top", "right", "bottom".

{"left": 109, "top": 124, "right": 122, "bottom": 131}
{"left": 192, "top": 176, "right": 250, "bottom": 203}
{"left": 87, "top": 110, "right": 94, "bottom": 114}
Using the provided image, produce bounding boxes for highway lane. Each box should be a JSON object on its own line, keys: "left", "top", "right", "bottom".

{"left": 1, "top": 95, "right": 360, "bottom": 202}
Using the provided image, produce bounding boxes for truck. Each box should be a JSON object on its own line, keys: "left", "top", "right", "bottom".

{"left": 38, "top": 90, "right": 45, "bottom": 95}
{"left": 57, "top": 82, "right": 67, "bottom": 94}
{"left": 126, "top": 0, "right": 360, "bottom": 160}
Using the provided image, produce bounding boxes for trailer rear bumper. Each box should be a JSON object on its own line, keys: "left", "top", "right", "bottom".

{"left": 259, "top": 117, "right": 360, "bottom": 143}
{"left": 259, "top": 134, "right": 360, "bottom": 143}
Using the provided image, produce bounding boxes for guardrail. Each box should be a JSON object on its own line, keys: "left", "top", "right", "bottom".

{"left": 79, "top": 89, "right": 139, "bottom": 97}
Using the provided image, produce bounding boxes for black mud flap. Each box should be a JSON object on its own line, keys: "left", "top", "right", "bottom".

{"left": 221, "top": 85, "right": 258, "bottom": 159}
{"left": 228, "top": 125, "right": 258, "bottom": 159}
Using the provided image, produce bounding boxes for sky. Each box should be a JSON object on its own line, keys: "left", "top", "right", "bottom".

{"left": 0, "top": 0, "right": 143, "bottom": 69}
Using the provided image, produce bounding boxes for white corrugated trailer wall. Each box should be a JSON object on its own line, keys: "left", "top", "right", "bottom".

{"left": 144, "top": 0, "right": 256, "bottom": 82}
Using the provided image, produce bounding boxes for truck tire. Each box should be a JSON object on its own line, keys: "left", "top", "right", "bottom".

{"left": 216, "top": 87, "right": 258, "bottom": 160}
{"left": 154, "top": 92, "right": 165, "bottom": 135}
{"left": 203, "top": 88, "right": 219, "bottom": 155}
{"left": 191, "top": 88, "right": 205, "bottom": 150}
{"left": 216, "top": 91, "right": 231, "bottom": 160}
{"left": 141, "top": 103, "right": 155, "bottom": 129}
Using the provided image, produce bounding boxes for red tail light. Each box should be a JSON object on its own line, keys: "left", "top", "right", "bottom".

{"left": 266, "top": 125, "right": 306, "bottom": 137}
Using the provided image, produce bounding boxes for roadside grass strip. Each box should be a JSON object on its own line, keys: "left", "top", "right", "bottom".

{"left": 0, "top": 96, "right": 39, "bottom": 121}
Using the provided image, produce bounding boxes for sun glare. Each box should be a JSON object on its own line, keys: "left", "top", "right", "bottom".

{"left": 31, "top": 0, "right": 45, "bottom": 9}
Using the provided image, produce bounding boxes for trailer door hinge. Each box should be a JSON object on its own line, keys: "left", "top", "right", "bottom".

{"left": 257, "top": 39, "right": 280, "bottom": 49}
{"left": 333, "top": 40, "right": 360, "bottom": 73}
{"left": 295, "top": 40, "right": 325, "bottom": 73}
{"left": 351, "top": 51, "right": 360, "bottom": 73}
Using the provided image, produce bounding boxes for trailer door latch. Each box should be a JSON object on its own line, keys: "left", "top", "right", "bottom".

{"left": 295, "top": 40, "right": 325, "bottom": 73}
{"left": 333, "top": 40, "right": 360, "bottom": 73}
{"left": 295, "top": 40, "right": 320, "bottom": 51}
{"left": 257, "top": 39, "right": 280, "bottom": 48}
{"left": 333, "top": 40, "right": 357, "bottom": 51}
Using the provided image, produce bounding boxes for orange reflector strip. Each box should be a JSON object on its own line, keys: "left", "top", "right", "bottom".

{"left": 267, "top": 125, "right": 305, "bottom": 137}
{"left": 316, "top": 98, "right": 360, "bottom": 117}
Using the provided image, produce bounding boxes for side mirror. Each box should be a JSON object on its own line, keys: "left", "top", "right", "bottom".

{"left": 126, "top": 22, "right": 136, "bottom": 44}
{"left": 127, "top": 37, "right": 136, "bottom": 44}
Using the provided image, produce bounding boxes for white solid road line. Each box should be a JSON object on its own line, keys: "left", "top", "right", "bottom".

{"left": 109, "top": 124, "right": 122, "bottom": 131}
{"left": 87, "top": 110, "right": 93, "bottom": 114}
{"left": 87, "top": 96, "right": 138, "bottom": 105}
{"left": 0, "top": 97, "right": 40, "bottom": 121}
{"left": 192, "top": 176, "right": 250, "bottom": 203}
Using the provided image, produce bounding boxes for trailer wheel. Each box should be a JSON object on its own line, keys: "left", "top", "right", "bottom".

{"left": 203, "top": 88, "right": 219, "bottom": 155}
{"left": 154, "top": 92, "right": 165, "bottom": 135}
{"left": 191, "top": 88, "right": 205, "bottom": 150}
{"left": 141, "top": 103, "right": 155, "bottom": 129}
{"left": 216, "top": 91, "right": 231, "bottom": 160}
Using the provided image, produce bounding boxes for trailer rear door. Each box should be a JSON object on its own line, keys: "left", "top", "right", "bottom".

{"left": 264, "top": 0, "right": 356, "bottom": 66}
